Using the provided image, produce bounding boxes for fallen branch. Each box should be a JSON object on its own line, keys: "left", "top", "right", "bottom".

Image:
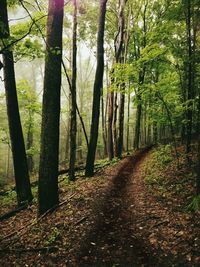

{"left": 0, "top": 246, "right": 58, "bottom": 254}
{"left": 75, "top": 216, "right": 88, "bottom": 226}
{"left": 0, "top": 203, "right": 28, "bottom": 222}
{"left": 0, "top": 193, "right": 77, "bottom": 244}
{"left": 151, "top": 220, "right": 169, "bottom": 229}
{"left": 0, "top": 161, "right": 111, "bottom": 197}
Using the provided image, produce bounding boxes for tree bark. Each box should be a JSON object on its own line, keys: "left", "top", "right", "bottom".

{"left": 185, "top": 0, "right": 194, "bottom": 158}
{"left": 133, "top": 2, "right": 147, "bottom": 150}
{"left": 85, "top": 0, "right": 107, "bottom": 176}
{"left": 126, "top": 83, "right": 130, "bottom": 151}
{"left": 134, "top": 70, "right": 145, "bottom": 149}
{"left": 38, "top": 0, "right": 64, "bottom": 215}
{"left": 101, "top": 93, "right": 107, "bottom": 157}
{"left": 69, "top": 0, "right": 77, "bottom": 181}
{"left": 1, "top": 0, "right": 33, "bottom": 206}
{"left": 117, "top": 86, "right": 125, "bottom": 158}
{"left": 113, "top": 92, "right": 118, "bottom": 156}
{"left": 134, "top": 94, "right": 142, "bottom": 149}
{"left": 107, "top": 91, "right": 114, "bottom": 160}
{"left": 26, "top": 113, "right": 34, "bottom": 173}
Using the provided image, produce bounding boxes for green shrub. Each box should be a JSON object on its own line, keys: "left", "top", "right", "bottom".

{"left": 44, "top": 227, "right": 60, "bottom": 245}
{"left": 153, "top": 144, "right": 173, "bottom": 167}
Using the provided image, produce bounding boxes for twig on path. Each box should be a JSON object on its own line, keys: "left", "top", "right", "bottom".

{"left": 0, "top": 246, "right": 58, "bottom": 254}
{"left": 151, "top": 220, "right": 169, "bottom": 229}
{"left": 136, "top": 215, "right": 161, "bottom": 224}
{"left": 75, "top": 216, "right": 88, "bottom": 226}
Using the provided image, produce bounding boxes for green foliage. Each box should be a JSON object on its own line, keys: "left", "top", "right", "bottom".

{"left": 187, "top": 195, "right": 200, "bottom": 212}
{"left": 153, "top": 144, "right": 173, "bottom": 167}
{"left": 44, "top": 227, "right": 61, "bottom": 245}
{"left": 139, "top": 43, "right": 167, "bottom": 64}
{"left": 0, "top": 190, "right": 16, "bottom": 205}
{"left": 14, "top": 38, "right": 44, "bottom": 60}
{"left": 77, "top": 0, "right": 98, "bottom": 47}
{"left": 144, "top": 145, "right": 173, "bottom": 190}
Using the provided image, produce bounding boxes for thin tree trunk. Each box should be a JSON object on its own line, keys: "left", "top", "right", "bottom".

{"left": 113, "top": 92, "right": 118, "bottom": 156}
{"left": 101, "top": 94, "right": 107, "bottom": 157}
{"left": 1, "top": 0, "right": 32, "bottom": 206}
{"left": 107, "top": 91, "right": 114, "bottom": 160}
{"left": 117, "top": 87, "right": 125, "bottom": 158}
{"left": 143, "top": 101, "right": 147, "bottom": 145}
{"left": 69, "top": 0, "right": 77, "bottom": 181}
{"left": 133, "top": 2, "right": 147, "bottom": 150}
{"left": 126, "top": 83, "right": 130, "bottom": 151}
{"left": 134, "top": 94, "right": 142, "bottom": 149}
{"left": 186, "top": 0, "right": 193, "bottom": 158}
{"left": 26, "top": 112, "right": 34, "bottom": 173}
{"left": 65, "top": 111, "right": 70, "bottom": 161}
{"left": 38, "top": 0, "right": 64, "bottom": 215}
{"left": 85, "top": 0, "right": 107, "bottom": 176}
{"left": 196, "top": 92, "right": 200, "bottom": 194}
{"left": 153, "top": 122, "right": 158, "bottom": 144}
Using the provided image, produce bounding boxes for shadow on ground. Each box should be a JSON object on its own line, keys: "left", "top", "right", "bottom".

{"left": 75, "top": 147, "right": 156, "bottom": 267}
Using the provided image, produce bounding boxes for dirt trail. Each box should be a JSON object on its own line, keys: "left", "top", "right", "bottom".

{"left": 1, "top": 147, "right": 198, "bottom": 266}
{"left": 73, "top": 148, "right": 156, "bottom": 267}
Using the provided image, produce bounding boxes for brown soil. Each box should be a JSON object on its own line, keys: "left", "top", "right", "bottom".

{"left": 0, "top": 148, "right": 199, "bottom": 266}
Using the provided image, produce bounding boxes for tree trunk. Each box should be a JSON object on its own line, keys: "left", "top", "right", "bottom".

{"left": 133, "top": 2, "right": 147, "bottom": 150}
{"left": 113, "top": 92, "right": 118, "bottom": 156}
{"left": 65, "top": 113, "right": 70, "bottom": 161}
{"left": 153, "top": 122, "right": 158, "bottom": 145}
{"left": 101, "top": 93, "right": 107, "bottom": 157}
{"left": 196, "top": 93, "right": 200, "bottom": 194}
{"left": 134, "top": 70, "right": 145, "bottom": 149}
{"left": 134, "top": 94, "right": 142, "bottom": 150}
{"left": 85, "top": 0, "right": 107, "bottom": 176}
{"left": 107, "top": 91, "right": 114, "bottom": 160}
{"left": 69, "top": 0, "right": 77, "bottom": 181}
{"left": 186, "top": 0, "right": 193, "bottom": 158}
{"left": 1, "top": 0, "right": 33, "bottom": 206}
{"left": 26, "top": 113, "right": 34, "bottom": 173}
{"left": 126, "top": 85, "right": 130, "bottom": 151}
{"left": 38, "top": 0, "right": 64, "bottom": 215}
{"left": 117, "top": 87, "right": 125, "bottom": 158}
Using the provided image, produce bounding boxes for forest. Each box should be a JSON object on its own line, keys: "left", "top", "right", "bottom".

{"left": 0, "top": 0, "right": 200, "bottom": 266}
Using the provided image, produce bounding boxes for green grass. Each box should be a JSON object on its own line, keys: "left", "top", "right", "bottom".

{"left": 187, "top": 195, "right": 200, "bottom": 212}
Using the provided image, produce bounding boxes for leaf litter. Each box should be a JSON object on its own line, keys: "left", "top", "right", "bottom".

{"left": 0, "top": 147, "right": 199, "bottom": 266}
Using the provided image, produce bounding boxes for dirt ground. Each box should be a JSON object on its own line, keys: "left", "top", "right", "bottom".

{"left": 0, "top": 148, "right": 199, "bottom": 266}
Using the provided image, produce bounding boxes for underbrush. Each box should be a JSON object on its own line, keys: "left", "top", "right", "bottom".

{"left": 143, "top": 144, "right": 195, "bottom": 211}
{"left": 0, "top": 157, "right": 120, "bottom": 216}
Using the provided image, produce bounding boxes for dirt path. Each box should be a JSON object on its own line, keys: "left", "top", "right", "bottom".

{"left": 68, "top": 148, "right": 197, "bottom": 267}
{"left": 70, "top": 148, "right": 156, "bottom": 267}
{"left": 0, "top": 148, "right": 199, "bottom": 266}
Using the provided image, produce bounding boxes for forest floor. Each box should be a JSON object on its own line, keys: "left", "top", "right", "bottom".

{"left": 0, "top": 146, "right": 200, "bottom": 266}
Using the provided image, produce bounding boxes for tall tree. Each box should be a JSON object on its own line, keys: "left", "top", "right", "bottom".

{"left": 38, "top": 0, "right": 64, "bottom": 214}
{"left": 116, "top": 0, "right": 128, "bottom": 158}
{"left": 107, "top": 90, "right": 114, "bottom": 160}
{"left": 85, "top": 0, "right": 108, "bottom": 176}
{"left": 107, "top": 0, "right": 126, "bottom": 159}
{"left": 185, "top": 0, "right": 194, "bottom": 159}
{"left": 69, "top": 0, "right": 78, "bottom": 181}
{"left": 0, "top": 0, "right": 33, "bottom": 206}
{"left": 133, "top": 0, "right": 147, "bottom": 150}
